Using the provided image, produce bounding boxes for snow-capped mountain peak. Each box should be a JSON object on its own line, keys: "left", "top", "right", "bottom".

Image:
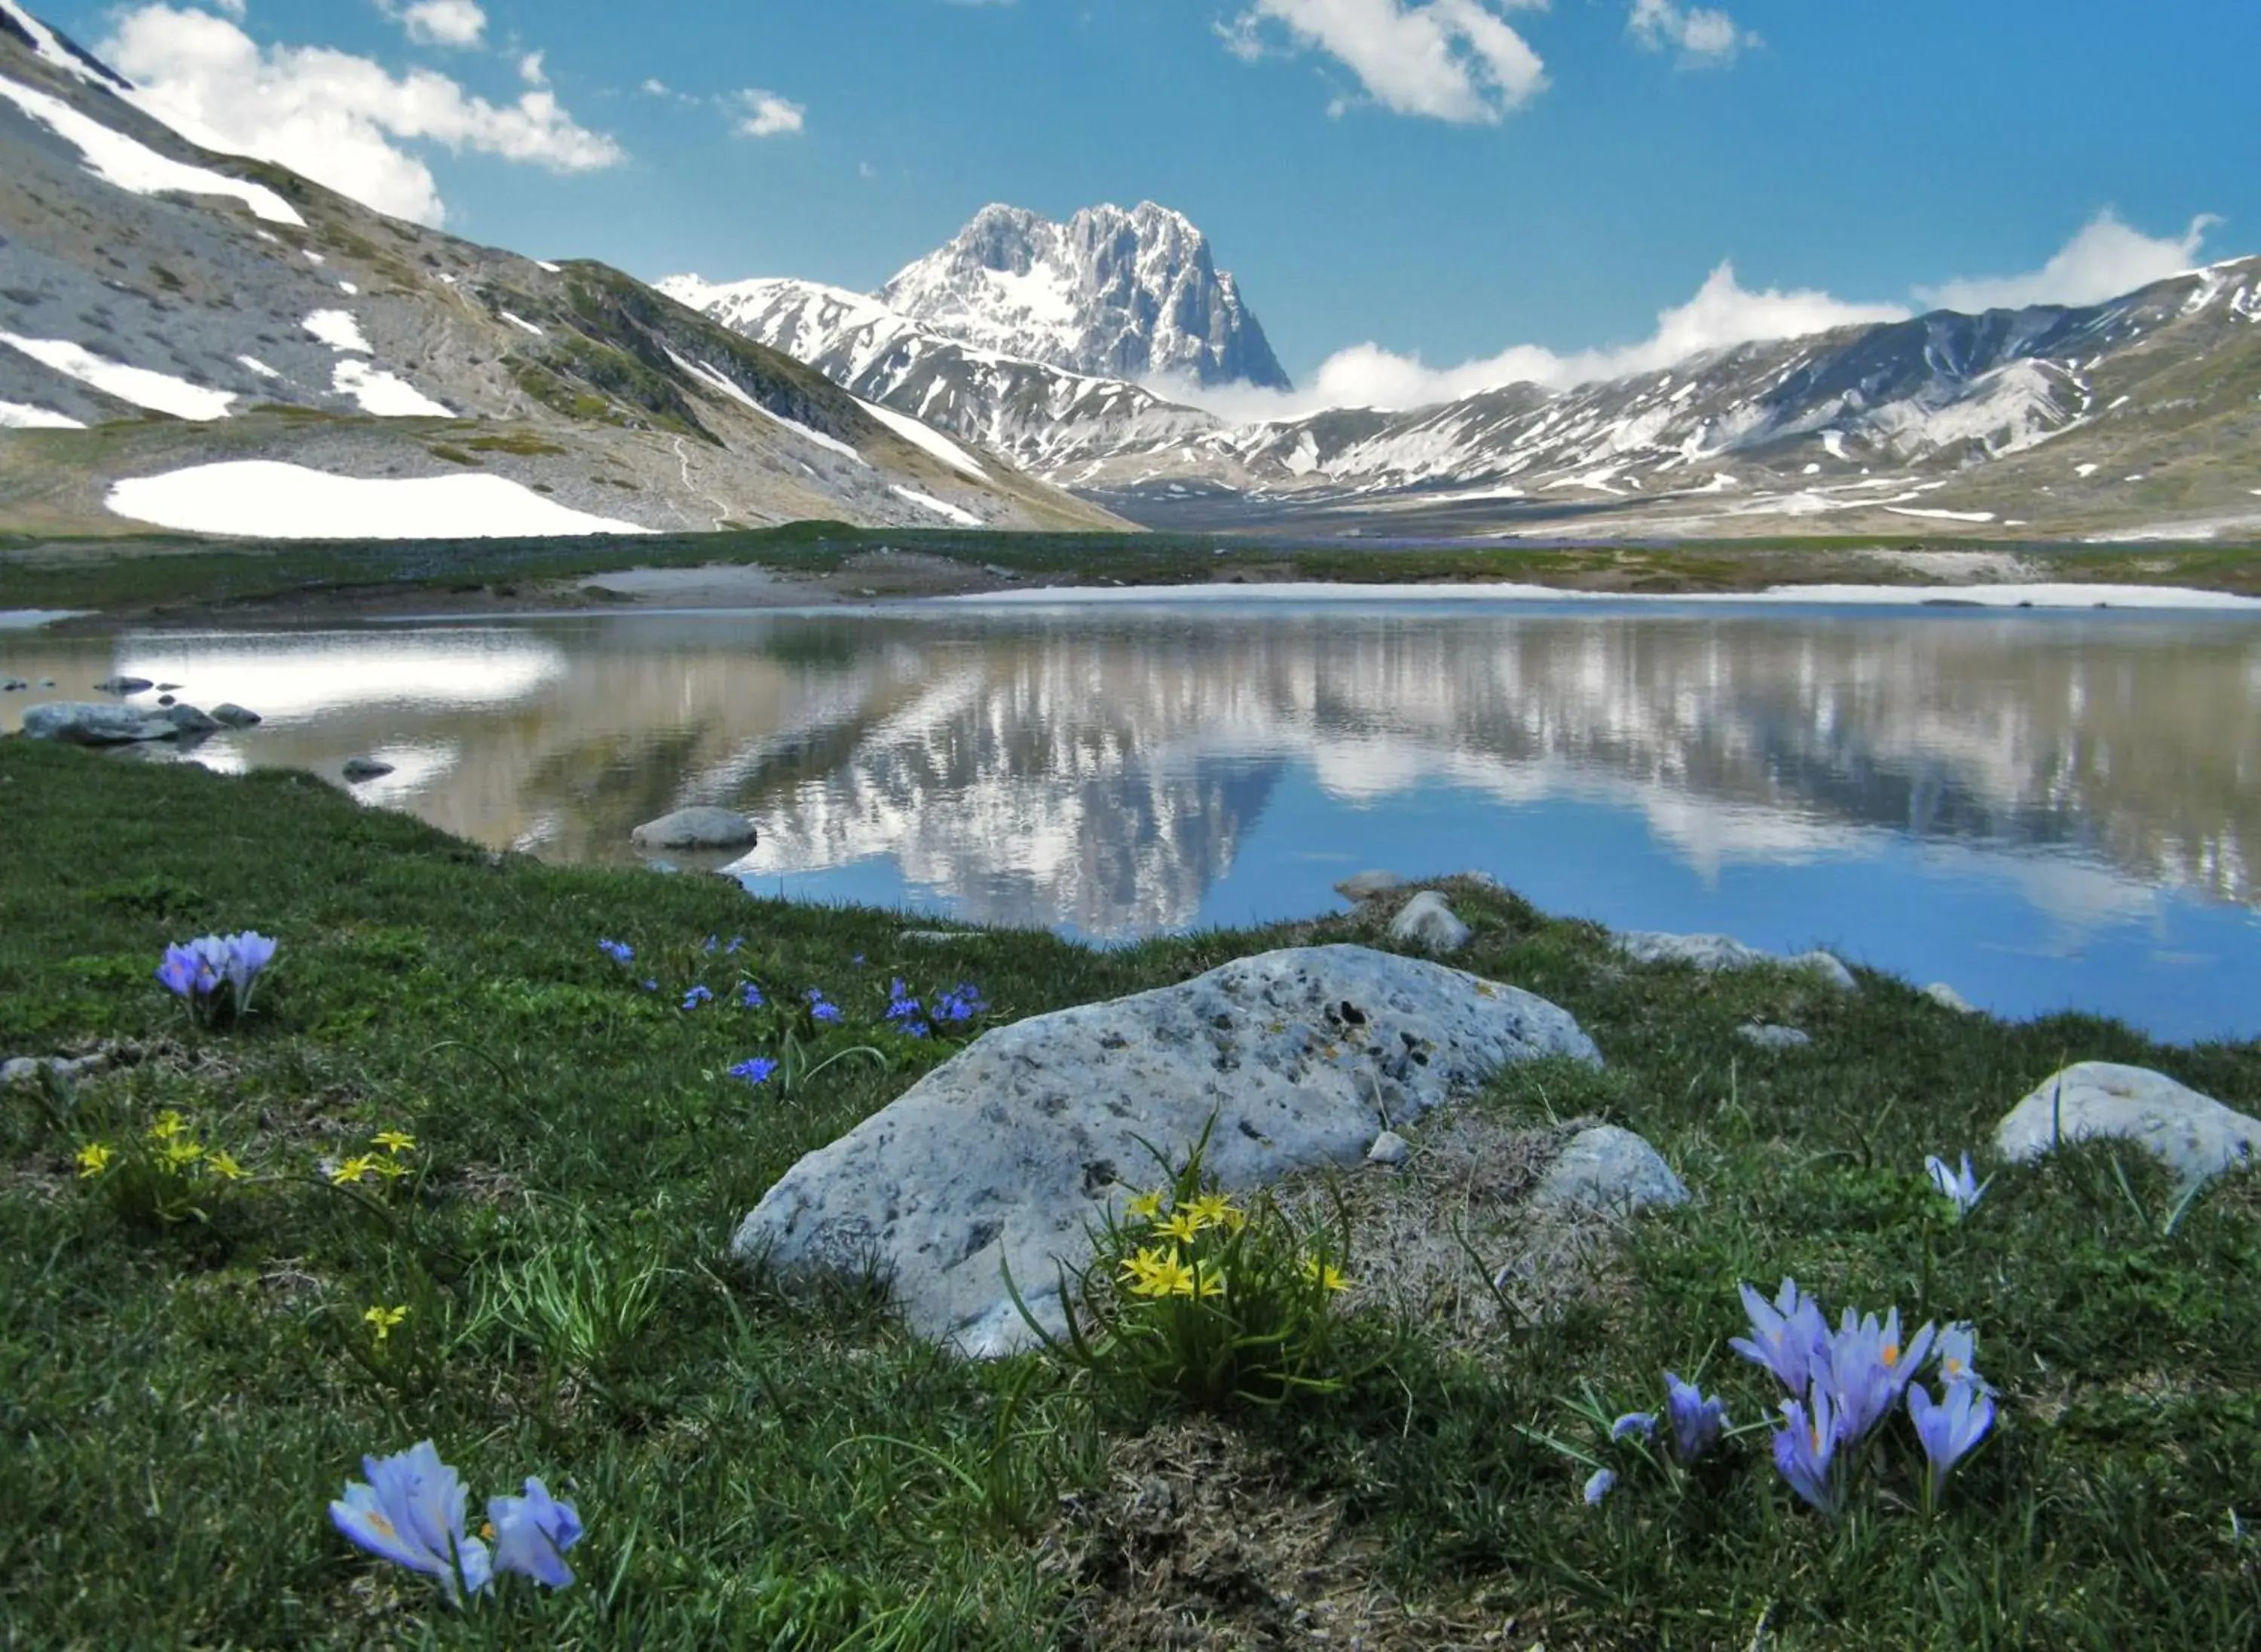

{"left": 876, "top": 200, "right": 1291, "bottom": 390}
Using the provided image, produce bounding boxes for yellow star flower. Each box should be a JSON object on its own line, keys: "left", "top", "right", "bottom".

{"left": 330, "top": 1155, "right": 378, "bottom": 1185}
{"left": 1135, "top": 1253, "right": 1196, "bottom": 1299}
{"left": 204, "top": 1149, "right": 247, "bottom": 1182}
{"left": 1188, "top": 1192, "right": 1245, "bottom": 1232}
{"left": 371, "top": 1156, "right": 410, "bottom": 1181}
{"left": 147, "top": 1110, "right": 189, "bottom": 1141}
{"left": 1118, "top": 1245, "right": 1173, "bottom": 1291}
{"left": 74, "top": 1143, "right": 114, "bottom": 1178}
{"left": 363, "top": 1305, "right": 408, "bottom": 1342}
{"left": 1195, "top": 1261, "right": 1226, "bottom": 1299}
{"left": 160, "top": 1140, "right": 207, "bottom": 1170}
{"left": 1301, "top": 1256, "right": 1349, "bottom": 1293}
{"left": 1124, "top": 1189, "right": 1165, "bottom": 1222}
{"left": 371, "top": 1130, "right": 417, "bottom": 1155}
{"left": 1158, "top": 1210, "right": 1206, "bottom": 1246}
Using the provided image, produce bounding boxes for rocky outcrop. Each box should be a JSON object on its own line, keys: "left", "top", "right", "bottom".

{"left": 1388, "top": 891, "right": 1471, "bottom": 954}
{"left": 1616, "top": 931, "right": 1857, "bottom": 991}
{"left": 20, "top": 702, "right": 179, "bottom": 743}
{"left": 730, "top": 944, "right": 1600, "bottom": 1356}
{"left": 630, "top": 806, "right": 758, "bottom": 850}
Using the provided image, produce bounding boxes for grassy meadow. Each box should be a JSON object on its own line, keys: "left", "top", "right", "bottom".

{"left": 2, "top": 735, "right": 2257, "bottom": 1648}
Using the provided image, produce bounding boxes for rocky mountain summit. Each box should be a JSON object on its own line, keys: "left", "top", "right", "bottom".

{"left": 0, "top": 3, "right": 1119, "bottom": 538}
{"left": 877, "top": 201, "right": 1290, "bottom": 390}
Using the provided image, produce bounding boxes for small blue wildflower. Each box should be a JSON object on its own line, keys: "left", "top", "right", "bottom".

{"left": 805, "top": 989, "right": 842, "bottom": 1024}
{"left": 702, "top": 935, "right": 719, "bottom": 954}
{"left": 725, "top": 936, "right": 745, "bottom": 955}
{"left": 885, "top": 980, "right": 925, "bottom": 1027}
{"left": 682, "top": 986, "right": 714, "bottom": 1011}
{"left": 1663, "top": 1372, "right": 1728, "bottom": 1464}
{"left": 1908, "top": 1380, "right": 1995, "bottom": 1504}
{"left": 329, "top": 1440, "right": 491, "bottom": 1604}
{"left": 1773, "top": 1384, "right": 1845, "bottom": 1517}
{"left": 851, "top": 953, "right": 865, "bottom": 965}
{"left": 1582, "top": 1467, "right": 1616, "bottom": 1506}
{"left": 597, "top": 939, "right": 632, "bottom": 964}
{"left": 738, "top": 981, "right": 766, "bottom": 1009}
{"left": 1609, "top": 1411, "right": 1657, "bottom": 1443}
{"left": 641, "top": 978, "right": 658, "bottom": 993}
{"left": 728, "top": 1057, "right": 780, "bottom": 1085}
{"left": 933, "top": 983, "right": 987, "bottom": 1023}
{"left": 486, "top": 1476, "right": 583, "bottom": 1589}
{"left": 1925, "top": 1152, "right": 1989, "bottom": 1216}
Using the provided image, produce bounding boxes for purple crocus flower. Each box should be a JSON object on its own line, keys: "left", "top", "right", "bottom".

{"left": 1925, "top": 1152, "right": 1988, "bottom": 1216}
{"left": 729, "top": 1057, "right": 779, "bottom": 1085}
{"left": 1933, "top": 1323, "right": 1994, "bottom": 1395}
{"left": 156, "top": 944, "right": 204, "bottom": 1000}
{"left": 221, "top": 931, "right": 277, "bottom": 1011}
{"left": 329, "top": 1440, "right": 492, "bottom": 1603}
{"left": 1908, "top": 1380, "right": 1995, "bottom": 1501}
{"left": 1772, "top": 1384, "right": 1845, "bottom": 1516}
{"left": 1663, "top": 1372, "right": 1728, "bottom": 1464}
{"left": 1609, "top": 1411, "right": 1657, "bottom": 1443}
{"left": 1582, "top": 1467, "right": 1617, "bottom": 1506}
{"left": 486, "top": 1476, "right": 583, "bottom": 1589}
{"left": 1730, "top": 1278, "right": 1830, "bottom": 1395}
{"left": 1823, "top": 1306, "right": 1938, "bottom": 1443}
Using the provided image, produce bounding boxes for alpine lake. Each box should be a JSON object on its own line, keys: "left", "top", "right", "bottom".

{"left": 8, "top": 592, "right": 2259, "bottom": 1045}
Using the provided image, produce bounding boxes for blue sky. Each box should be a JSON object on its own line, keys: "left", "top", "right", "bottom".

{"left": 40, "top": 0, "right": 2261, "bottom": 404}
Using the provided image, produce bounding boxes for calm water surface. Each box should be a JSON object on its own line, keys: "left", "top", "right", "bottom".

{"left": 8, "top": 598, "right": 2259, "bottom": 1044}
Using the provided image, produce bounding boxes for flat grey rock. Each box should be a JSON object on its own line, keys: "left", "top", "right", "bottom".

{"left": 93, "top": 675, "right": 153, "bottom": 696}
{"left": 210, "top": 703, "right": 263, "bottom": 727}
{"left": 1366, "top": 1129, "right": 1412, "bottom": 1165}
{"left": 1617, "top": 931, "right": 1856, "bottom": 991}
{"left": 20, "top": 702, "right": 180, "bottom": 744}
{"left": 731, "top": 944, "right": 1602, "bottom": 1356}
{"left": 1335, "top": 870, "right": 1406, "bottom": 903}
{"left": 0, "top": 678, "right": 24, "bottom": 692}
{"left": 1923, "top": 982, "right": 1977, "bottom": 1014}
{"left": 160, "top": 704, "right": 222, "bottom": 736}
{"left": 1995, "top": 1061, "right": 2261, "bottom": 1190}
{"left": 630, "top": 806, "right": 758, "bottom": 849}
{"left": 341, "top": 757, "right": 396, "bottom": 782}
{"left": 1736, "top": 1023, "right": 1813, "bottom": 1050}
{"left": 1389, "top": 890, "right": 1471, "bottom": 954}
{"left": 1528, "top": 1124, "right": 1690, "bottom": 1217}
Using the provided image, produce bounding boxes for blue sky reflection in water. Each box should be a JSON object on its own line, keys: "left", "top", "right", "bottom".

{"left": 8, "top": 600, "right": 2257, "bottom": 1045}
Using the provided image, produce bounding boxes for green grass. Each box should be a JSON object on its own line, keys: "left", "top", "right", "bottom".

{"left": 2, "top": 738, "right": 2258, "bottom": 1647}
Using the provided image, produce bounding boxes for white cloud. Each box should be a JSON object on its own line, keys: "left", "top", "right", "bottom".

{"left": 731, "top": 88, "right": 805, "bottom": 138}
{"left": 518, "top": 50, "right": 546, "bottom": 85}
{"left": 858, "top": 160, "right": 878, "bottom": 179}
{"left": 381, "top": 0, "right": 487, "bottom": 48}
{"left": 1627, "top": 0, "right": 1753, "bottom": 66}
{"left": 210, "top": 0, "right": 246, "bottom": 17}
{"left": 1222, "top": 0, "right": 1547, "bottom": 124}
{"left": 1914, "top": 211, "right": 2220, "bottom": 314}
{"left": 1164, "top": 262, "right": 1910, "bottom": 418}
{"left": 640, "top": 76, "right": 671, "bottom": 95}
{"left": 100, "top": 5, "right": 623, "bottom": 227}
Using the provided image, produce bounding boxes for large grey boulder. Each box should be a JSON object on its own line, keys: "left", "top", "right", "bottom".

{"left": 1617, "top": 931, "right": 1856, "bottom": 991}
{"left": 160, "top": 704, "right": 222, "bottom": 736}
{"left": 731, "top": 944, "right": 1602, "bottom": 1356}
{"left": 631, "top": 806, "right": 758, "bottom": 850}
{"left": 1995, "top": 1061, "right": 2261, "bottom": 1190}
{"left": 1923, "top": 982, "right": 1978, "bottom": 1014}
{"left": 1737, "top": 1023, "right": 1813, "bottom": 1051}
{"left": 93, "top": 675, "right": 153, "bottom": 696}
{"left": 341, "top": 757, "right": 396, "bottom": 782}
{"left": 20, "top": 702, "right": 179, "bottom": 744}
{"left": 1527, "top": 1124, "right": 1690, "bottom": 1217}
{"left": 1389, "top": 891, "right": 1471, "bottom": 954}
{"left": 210, "top": 703, "right": 263, "bottom": 728}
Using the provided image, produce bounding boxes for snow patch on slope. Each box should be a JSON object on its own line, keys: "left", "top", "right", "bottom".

{"left": 889, "top": 484, "right": 980, "bottom": 525}
{"left": 0, "top": 72, "right": 304, "bottom": 226}
{"left": 855, "top": 397, "right": 987, "bottom": 479}
{"left": 304, "top": 310, "right": 372, "bottom": 354}
{"left": 0, "top": 330, "right": 234, "bottom": 419}
{"left": 0, "top": 399, "right": 85, "bottom": 429}
{"left": 332, "top": 359, "right": 451, "bottom": 418}
{"left": 107, "top": 460, "right": 651, "bottom": 539}
{"left": 662, "top": 347, "right": 868, "bottom": 466}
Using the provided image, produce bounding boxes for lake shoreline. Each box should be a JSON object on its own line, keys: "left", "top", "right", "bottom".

{"left": 11, "top": 529, "right": 2261, "bottom": 630}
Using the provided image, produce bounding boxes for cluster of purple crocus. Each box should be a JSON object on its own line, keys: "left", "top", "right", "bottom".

{"left": 1583, "top": 1371, "right": 1730, "bottom": 1505}
{"left": 329, "top": 1440, "right": 583, "bottom": 1606}
{"left": 1733, "top": 1277, "right": 1996, "bottom": 1516}
{"left": 156, "top": 931, "right": 277, "bottom": 1026}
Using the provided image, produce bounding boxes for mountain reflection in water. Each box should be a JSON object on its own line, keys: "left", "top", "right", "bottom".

{"left": 8, "top": 601, "right": 2256, "bottom": 1039}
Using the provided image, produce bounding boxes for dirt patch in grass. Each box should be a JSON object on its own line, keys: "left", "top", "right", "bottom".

{"left": 1050, "top": 1417, "right": 1506, "bottom": 1650}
